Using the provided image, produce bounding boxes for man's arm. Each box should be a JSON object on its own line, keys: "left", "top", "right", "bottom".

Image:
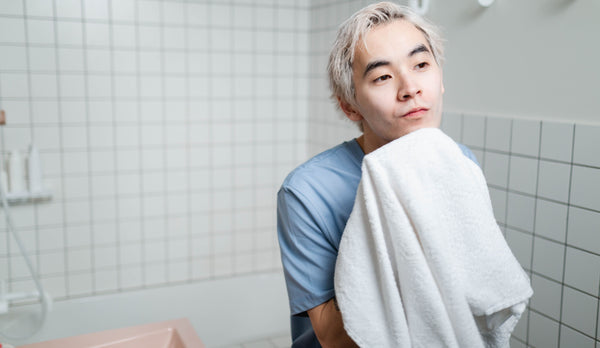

{"left": 307, "top": 298, "right": 359, "bottom": 348}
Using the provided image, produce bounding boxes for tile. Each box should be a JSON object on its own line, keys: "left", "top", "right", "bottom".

{"left": 488, "top": 187, "right": 507, "bottom": 224}
{"left": 511, "top": 119, "right": 541, "bottom": 157}
{"left": 58, "top": 48, "right": 84, "bottom": 72}
{"left": 532, "top": 237, "right": 564, "bottom": 281}
{"left": 462, "top": 114, "right": 486, "bottom": 149}
{"left": 508, "top": 155, "right": 538, "bottom": 195}
{"left": 540, "top": 121, "right": 574, "bottom": 162}
{"left": 471, "top": 149, "right": 484, "bottom": 168}
{"left": 87, "top": 75, "right": 112, "bottom": 98}
{"left": 559, "top": 325, "right": 594, "bottom": 348}
{"left": 485, "top": 116, "right": 512, "bottom": 152}
{"left": 30, "top": 73, "right": 58, "bottom": 98}
{"left": 506, "top": 192, "right": 536, "bottom": 232}
{"left": 67, "top": 273, "right": 93, "bottom": 296}
{"left": 561, "top": 287, "right": 598, "bottom": 337}
{"left": 563, "top": 247, "right": 600, "bottom": 295}
{"left": 144, "top": 263, "right": 167, "bottom": 286}
{"left": 163, "top": 27, "right": 186, "bottom": 50}
{"left": 508, "top": 337, "right": 527, "bottom": 348}
{"left": 537, "top": 160, "right": 571, "bottom": 203}
{"left": 38, "top": 226, "right": 64, "bottom": 250}
{"left": 0, "top": 46, "right": 28, "bottom": 70}
{"left": 573, "top": 124, "right": 600, "bottom": 167}
{"left": 512, "top": 308, "right": 528, "bottom": 342}
{"left": 0, "top": 18, "right": 26, "bottom": 43}
{"left": 534, "top": 199, "right": 567, "bottom": 243}
{"left": 529, "top": 274, "right": 562, "bottom": 320}
{"left": 138, "top": 26, "right": 161, "bottom": 49}
{"left": 55, "top": 0, "right": 81, "bottom": 18}
{"left": 162, "top": 1, "right": 185, "bottom": 24}
{"left": 26, "top": 0, "right": 53, "bottom": 16}
{"left": 112, "top": 24, "right": 136, "bottom": 48}
{"left": 527, "top": 311, "right": 559, "bottom": 348}
{"left": 86, "top": 49, "right": 111, "bottom": 73}
{"left": 83, "top": 0, "right": 109, "bottom": 20}
{"left": 111, "top": 0, "right": 135, "bottom": 21}
{"left": 137, "top": 0, "right": 161, "bottom": 24}
{"left": 441, "top": 112, "right": 462, "bottom": 143}
{"left": 60, "top": 75, "right": 86, "bottom": 98}
{"left": 567, "top": 206, "right": 600, "bottom": 255}
{"left": 29, "top": 47, "right": 57, "bottom": 71}
{"left": 94, "top": 268, "right": 118, "bottom": 293}
{"left": 120, "top": 265, "right": 143, "bottom": 289}
{"left": 0, "top": 1, "right": 24, "bottom": 15}
{"left": 27, "top": 19, "right": 55, "bottom": 44}
{"left": 570, "top": 165, "right": 600, "bottom": 211}
{"left": 483, "top": 152, "right": 509, "bottom": 187}
{"left": 0, "top": 73, "right": 29, "bottom": 98}
{"left": 505, "top": 228, "right": 533, "bottom": 270}
{"left": 67, "top": 248, "right": 92, "bottom": 272}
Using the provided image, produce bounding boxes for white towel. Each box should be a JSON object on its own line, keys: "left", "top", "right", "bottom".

{"left": 334, "top": 128, "right": 533, "bottom": 348}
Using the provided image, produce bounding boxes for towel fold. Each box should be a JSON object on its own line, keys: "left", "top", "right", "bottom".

{"left": 334, "top": 128, "right": 533, "bottom": 348}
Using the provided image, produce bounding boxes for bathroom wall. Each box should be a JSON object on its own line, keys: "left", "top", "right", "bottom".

{"left": 0, "top": 0, "right": 309, "bottom": 301}
{"left": 441, "top": 112, "right": 600, "bottom": 348}
{"left": 308, "top": 0, "right": 600, "bottom": 347}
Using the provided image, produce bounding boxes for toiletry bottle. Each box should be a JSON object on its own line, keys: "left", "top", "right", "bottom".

{"left": 28, "top": 144, "right": 43, "bottom": 193}
{"left": 8, "top": 149, "right": 25, "bottom": 194}
{"left": 0, "top": 160, "right": 8, "bottom": 194}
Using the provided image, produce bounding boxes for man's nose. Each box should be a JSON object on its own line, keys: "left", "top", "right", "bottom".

{"left": 397, "top": 75, "right": 421, "bottom": 101}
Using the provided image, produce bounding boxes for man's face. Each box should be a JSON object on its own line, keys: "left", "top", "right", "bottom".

{"left": 342, "top": 19, "right": 444, "bottom": 151}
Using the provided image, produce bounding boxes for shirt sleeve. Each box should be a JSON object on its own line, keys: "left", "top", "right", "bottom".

{"left": 277, "top": 185, "right": 338, "bottom": 316}
{"left": 458, "top": 143, "right": 481, "bottom": 167}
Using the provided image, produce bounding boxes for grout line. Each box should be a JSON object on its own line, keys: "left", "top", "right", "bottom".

{"left": 524, "top": 120, "right": 543, "bottom": 345}
{"left": 107, "top": 0, "right": 122, "bottom": 292}
{"left": 159, "top": 0, "right": 169, "bottom": 286}
{"left": 134, "top": 0, "right": 146, "bottom": 289}
{"left": 556, "top": 122, "right": 577, "bottom": 346}
{"left": 79, "top": 0, "right": 96, "bottom": 296}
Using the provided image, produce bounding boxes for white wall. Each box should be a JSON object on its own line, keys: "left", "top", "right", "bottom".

{"left": 427, "top": 0, "right": 600, "bottom": 124}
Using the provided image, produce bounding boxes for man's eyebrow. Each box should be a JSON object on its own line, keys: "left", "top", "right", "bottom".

{"left": 362, "top": 44, "right": 432, "bottom": 78}
{"left": 363, "top": 60, "right": 390, "bottom": 78}
{"left": 409, "top": 44, "right": 431, "bottom": 57}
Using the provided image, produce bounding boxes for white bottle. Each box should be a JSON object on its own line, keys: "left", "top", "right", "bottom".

{"left": 28, "top": 144, "right": 43, "bottom": 193}
{"left": 0, "top": 161, "right": 8, "bottom": 195}
{"left": 8, "top": 149, "right": 25, "bottom": 194}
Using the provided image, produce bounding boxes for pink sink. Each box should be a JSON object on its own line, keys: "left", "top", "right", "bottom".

{"left": 19, "top": 318, "right": 205, "bottom": 348}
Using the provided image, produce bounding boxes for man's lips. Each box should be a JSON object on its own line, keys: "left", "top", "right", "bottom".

{"left": 402, "top": 107, "right": 428, "bottom": 118}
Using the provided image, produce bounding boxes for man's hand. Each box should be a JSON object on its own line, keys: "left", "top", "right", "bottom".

{"left": 307, "top": 297, "right": 359, "bottom": 348}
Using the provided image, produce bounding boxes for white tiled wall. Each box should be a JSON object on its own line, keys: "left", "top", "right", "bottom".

{"left": 441, "top": 112, "right": 600, "bottom": 347}
{"left": 0, "top": 0, "right": 309, "bottom": 300}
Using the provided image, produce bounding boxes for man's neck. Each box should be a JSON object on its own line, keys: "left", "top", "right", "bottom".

{"left": 355, "top": 134, "right": 387, "bottom": 155}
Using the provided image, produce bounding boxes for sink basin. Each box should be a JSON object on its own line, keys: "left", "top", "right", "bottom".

{"left": 19, "top": 318, "right": 205, "bottom": 348}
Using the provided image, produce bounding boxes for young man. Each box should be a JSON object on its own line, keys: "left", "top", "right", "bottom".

{"left": 277, "top": 3, "right": 478, "bottom": 347}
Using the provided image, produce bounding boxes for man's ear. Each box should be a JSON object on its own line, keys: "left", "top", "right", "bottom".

{"left": 338, "top": 97, "right": 363, "bottom": 122}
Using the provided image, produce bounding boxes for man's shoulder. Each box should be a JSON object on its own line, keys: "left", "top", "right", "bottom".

{"left": 281, "top": 140, "right": 363, "bottom": 192}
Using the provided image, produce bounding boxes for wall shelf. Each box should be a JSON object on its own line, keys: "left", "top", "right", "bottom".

{"left": 5, "top": 190, "right": 52, "bottom": 204}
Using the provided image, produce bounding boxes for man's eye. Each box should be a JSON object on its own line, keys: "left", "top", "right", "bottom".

{"left": 416, "top": 62, "right": 429, "bottom": 69}
{"left": 374, "top": 75, "right": 391, "bottom": 82}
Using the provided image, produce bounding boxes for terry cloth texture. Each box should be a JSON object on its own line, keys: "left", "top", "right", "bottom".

{"left": 334, "top": 128, "right": 533, "bottom": 348}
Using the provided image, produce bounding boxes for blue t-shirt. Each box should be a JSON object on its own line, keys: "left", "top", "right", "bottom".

{"left": 277, "top": 138, "right": 479, "bottom": 347}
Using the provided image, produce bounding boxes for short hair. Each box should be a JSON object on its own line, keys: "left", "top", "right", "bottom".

{"left": 328, "top": 2, "right": 444, "bottom": 115}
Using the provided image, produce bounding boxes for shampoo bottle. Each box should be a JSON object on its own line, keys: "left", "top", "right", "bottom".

{"left": 8, "top": 149, "right": 25, "bottom": 194}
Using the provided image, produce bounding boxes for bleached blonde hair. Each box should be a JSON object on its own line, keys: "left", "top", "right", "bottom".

{"left": 328, "top": 2, "right": 444, "bottom": 127}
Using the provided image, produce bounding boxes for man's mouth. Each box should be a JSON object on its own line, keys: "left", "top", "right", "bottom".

{"left": 402, "top": 107, "right": 428, "bottom": 118}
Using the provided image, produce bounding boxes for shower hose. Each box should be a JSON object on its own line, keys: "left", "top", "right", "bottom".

{"left": 0, "top": 127, "right": 49, "bottom": 341}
